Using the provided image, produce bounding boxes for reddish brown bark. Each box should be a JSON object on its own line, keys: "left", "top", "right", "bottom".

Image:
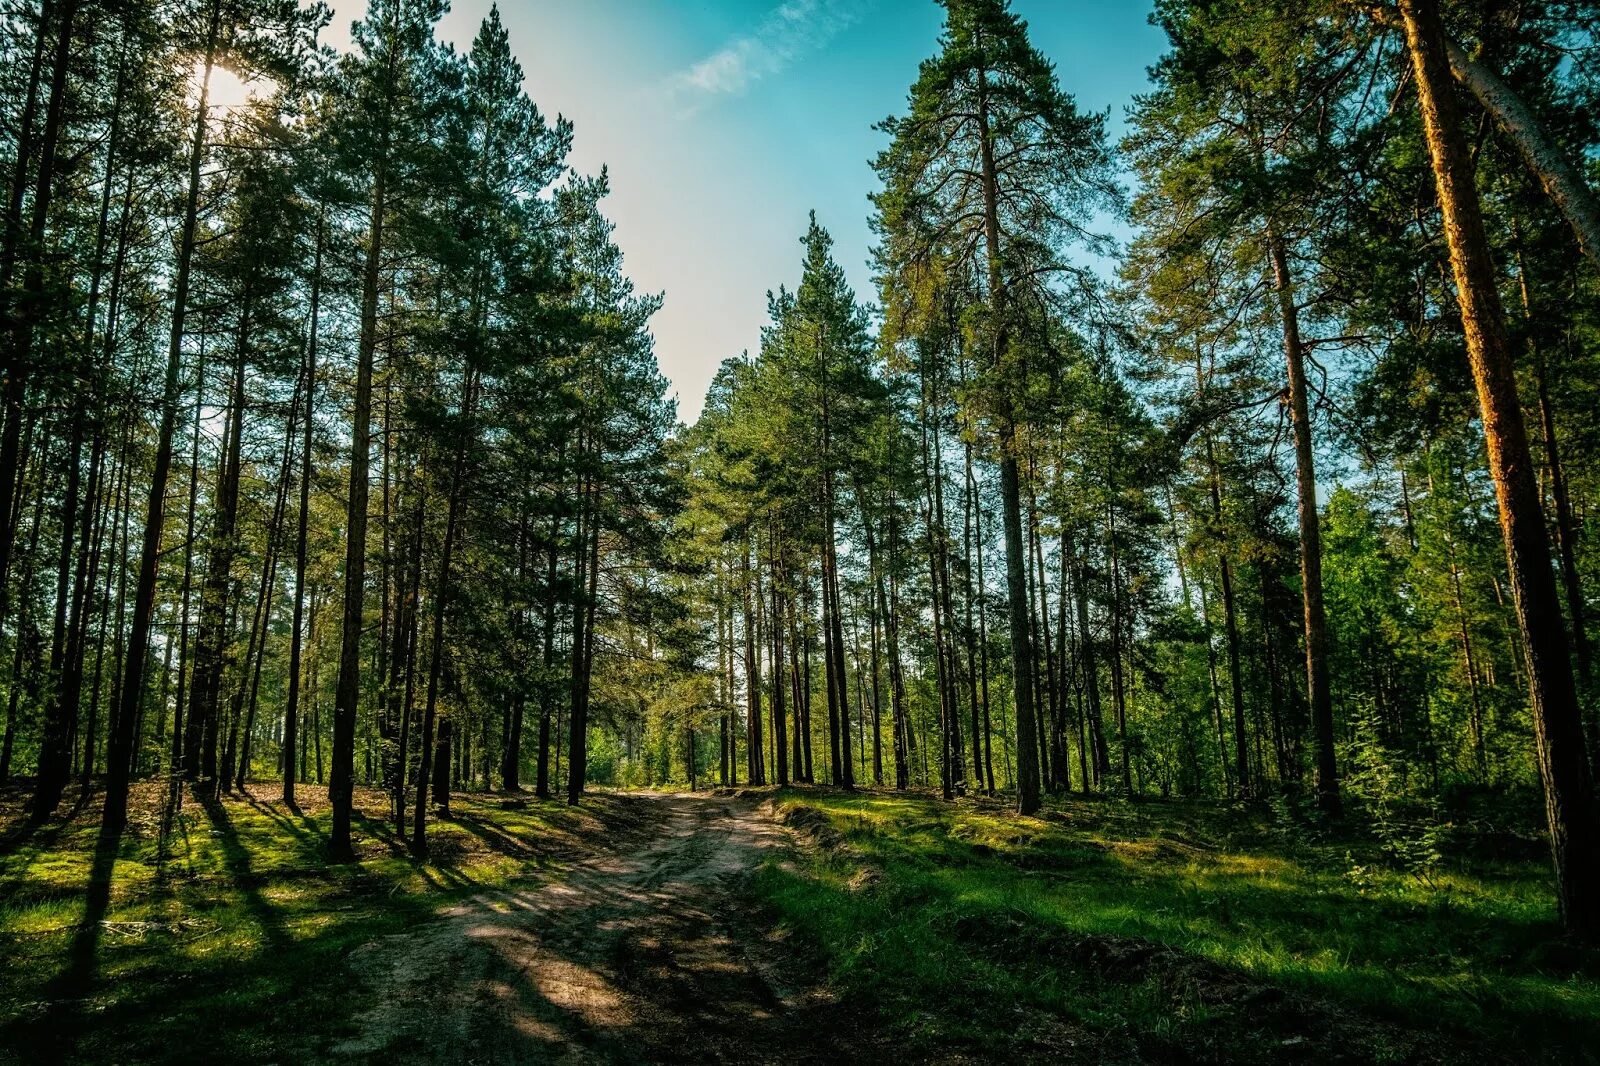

{"left": 1401, "top": 0, "right": 1600, "bottom": 938}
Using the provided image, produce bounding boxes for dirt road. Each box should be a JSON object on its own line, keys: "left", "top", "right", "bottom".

{"left": 333, "top": 793, "right": 855, "bottom": 1064}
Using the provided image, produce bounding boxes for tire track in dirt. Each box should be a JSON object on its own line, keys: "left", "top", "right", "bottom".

{"left": 332, "top": 793, "right": 855, "bottom": 1064}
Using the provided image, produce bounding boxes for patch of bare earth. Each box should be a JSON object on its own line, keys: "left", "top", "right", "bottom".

{"left": 333, "top": 793, "right": 872, "bottom": 1064}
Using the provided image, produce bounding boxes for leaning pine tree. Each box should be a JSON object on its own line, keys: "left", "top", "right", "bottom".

{"left": 1396, "top": 0, "right": 1600, "bottom": 942}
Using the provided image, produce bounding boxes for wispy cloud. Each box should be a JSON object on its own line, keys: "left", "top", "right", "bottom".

{"left": 667, "top": 0, "right": 866, "bottom": 110}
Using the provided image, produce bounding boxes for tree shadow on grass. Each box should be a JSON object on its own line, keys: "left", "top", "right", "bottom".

{"left": 452, "top": 813, "right": 541, "bottom": 861}
{"left": 196, "top": 794, "right": 291, "bottom": 951}
{"left": 240, "top": 791, "right": 327, "bottom": 858}
{"left": 795, "top": 801, "right": 1600, "bottom": 1062}
{"left": 9, "top": 820, "right": 125, "bottom": 1064}
{"left": 354, "top": 809, "right": 411, "bottom": 855}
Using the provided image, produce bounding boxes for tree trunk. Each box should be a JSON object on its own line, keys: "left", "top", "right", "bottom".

{"left": 962, "top": 438, "right": 989, "bottom": 792}
{"left": 235, "top": 386, "right": 298, "bottom": 790}
{"left": 284, "top": 211, "right": 322, "bottom": 805}
{"left": 1, "top": 436, "right": 48, "bottom": 783}
{"left": 535, "top": 515, "right": 558, "bottom": 798}
{"left": 1512, "top": 250, "right": 1591, "bottom": 689}
{"left": 100, "top": 4, "right": 217, "bottom": 836}
{"left": 742, "top": 532, "right": 765, "bottom": 785}
{"left": 769, "top": 526, "right": 789, "bottom": 786}
{"left": 565, "top": 463, "right": 597, "bottom": 806}
{"left": 1401, "top": 0, "right": 1600, "bottom": 938}
{"left": 1205, "top": 431, "right": 1250, "bottom": 799}
{"left": 412, "top": 373, "right": 476, "bottom": 849}
{"left": 1106, "top": 505, "right": 1133, "bottom": 794}
{"left": 1362, "top": 3, "right": 1600, "bottom": 264}
{"left": 32, "top": 424, "right": 83, "bottom": 812}
{"left": 1266, "top": 222, "right": 1339, "bottom": 815}
{"left": 189, "top": 302, "right": 251, "bottom": 796}
{"left": 1073, "top": 544, "right": 1110, "bottom": 784}
{"left": 332, "top": 159, "right": 387, "bottom": 855}
{"left": 975, "top": 58, "right": 1039, "bottom": 813}
{"left": 432, "top": 717, "right": 452, "bottom": 808}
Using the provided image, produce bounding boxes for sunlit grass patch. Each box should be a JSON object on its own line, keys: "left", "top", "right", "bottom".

{"left": 756, "top": 787, "right": 1599, "bottom": 1062}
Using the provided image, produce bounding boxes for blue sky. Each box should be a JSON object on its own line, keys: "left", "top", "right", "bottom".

{"left": 322, "top": 1, "right": 1170, "bottom": 423}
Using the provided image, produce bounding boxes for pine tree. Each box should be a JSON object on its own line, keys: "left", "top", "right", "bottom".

{"left": 872, "top": 0, "right": 1117, "bottom": 813}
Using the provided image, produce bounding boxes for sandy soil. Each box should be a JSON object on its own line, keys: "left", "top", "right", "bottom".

{"left": 332, "top": 793, "right": 859, "bottom": 1065}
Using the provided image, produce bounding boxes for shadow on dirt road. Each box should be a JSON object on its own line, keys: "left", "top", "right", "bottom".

{"left": 334, "top": 793, "right": 865, "bottom": 1064}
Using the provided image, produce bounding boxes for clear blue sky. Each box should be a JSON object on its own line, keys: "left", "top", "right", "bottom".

{"left": 322, "top": 1, "right": 1170, "bottom": 423}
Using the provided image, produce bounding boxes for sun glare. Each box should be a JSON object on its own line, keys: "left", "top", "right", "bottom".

{"left": 192, "top": 57, "right": 269, "bottom": 111}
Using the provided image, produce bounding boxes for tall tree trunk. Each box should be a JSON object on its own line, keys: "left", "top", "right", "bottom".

{"left": 190, "top": 303, "right": 252, "bottom": 796}
{"left": 88, "top": 427, "right": 133, "bottom": 787}
{"left": 962, "top": 439, "right": 987, "bottom": 792}
{"left": 57, "top": 427, "right": 104, "bottom": 779}
{"left": 1512, "top": 250, "right": 1590, "bottom": 689}
{"left": 100, "top": 4, "right": 218, "bottom": 836}
{"left": 742, "top": 531, "right": 765, "bottom": 785}
{"left": 32, "top": 424, "right": 81, "bottom": 809}
{"left": 977, "top": 481, "right": 996, "bottom": 794}
{"left": 800, "top": 571, "right": 815, "bottom": 783}
{"left": 1, "top": 435, "right": 47, "bottom": 783}
{"left": 412, "top": 374, "right": 476, "bottom": 849}
{"left": 1401, "top": 0, "right": 1600, "bottom": 938}
{"left": 1106, "top": 505, "right": 1133, "bottom": 793}
{"left": 284, "top": 211, "right": 322, "bottom": 805}
{"left": 234, "top": 387, "right": 298, "bottom": 790}
{"left": 858, "top": 505, "right": 886, "bottom": 788}
{"left": 923, "top": 397, "right": 954, "bottom": 799}
{"left": 432, "top": 716, "right": 452, "bottom": 814}
{"left": 974, "top": 58, "right": 1039, "bottom": 813}
{"left": 565, "top": 459, "right": 597, "bottom": 806}
{"left": 1072, "top": 543, "right": 1110, "bottom": 784}
{"left": 393, "top": 498, "right": 423, "bottom": 829}
{"left": 1029, "top": 483, "right": 1063, "bottom": 792}
{"left": 769, "top": 524, "right": 789, "bottom": 786}
{"left": 932, "top": 387, "right": 964, "bottom": 793}
{"left": 719, "top": 567, "right": 731, "bottom": 788}
{"left": 787, "top": 567, "right": 805, "bottom": 783}
{"left": 576, "top": 489, "right": 601, "bottom": 797}
{"left": 821, "top": 543, "right": 844, "bottom": 785}
{"left": 1266, "top": 223, "right": 1339, "bottom": 816}
{"left": 886, "top": 507, "right": 910, "bottom": 790}
{"left": 1205, "top": 430, "right": 1251, "bottom": 799}
{"left": 172, "top": 331, "right": 210, "bottom": 802}
{"left": 535, "top": 513, "right": 558, "bottom": 798}
{"left": 332, "top": 158, "right": 387, "bottom": 855}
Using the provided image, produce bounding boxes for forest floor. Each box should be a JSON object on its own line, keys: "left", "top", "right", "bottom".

{"left": 757, "top": 788, "right": 1600, "bottom": 1063}
{"left": 0, "top": 781, "right": 870, "bottom": 1064}
{"left": 0, "top": 781, "right": 1596, "bottom": 1064}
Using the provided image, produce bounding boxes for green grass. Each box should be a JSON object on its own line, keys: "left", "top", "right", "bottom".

{"left": 6, "top": 781, "right": 1594, "bottom": 1063}
{"left": 755, "top": 789, "right": 1600, "bottom": 1063}
{"left": 0, "top": 780, "right": 640, "bottom": 1064}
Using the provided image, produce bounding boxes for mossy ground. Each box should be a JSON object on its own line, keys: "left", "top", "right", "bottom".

{"left": 754, "top": 788, "right": 1600, "bottom": 1063}
{"left": 0, "top": 780, "right": 645, "bottom": 1064}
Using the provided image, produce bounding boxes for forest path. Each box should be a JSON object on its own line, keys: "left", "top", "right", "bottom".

{"left": 332, "top": 792, "right": 860, "bottom": 1065}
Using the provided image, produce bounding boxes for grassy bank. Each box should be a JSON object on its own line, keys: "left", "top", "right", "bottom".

{"left": 755, "top": 789, "right": 1599, "bottom": 1063}
{"left": 0, "top": 781, "right": 644, "bottom": 1064}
